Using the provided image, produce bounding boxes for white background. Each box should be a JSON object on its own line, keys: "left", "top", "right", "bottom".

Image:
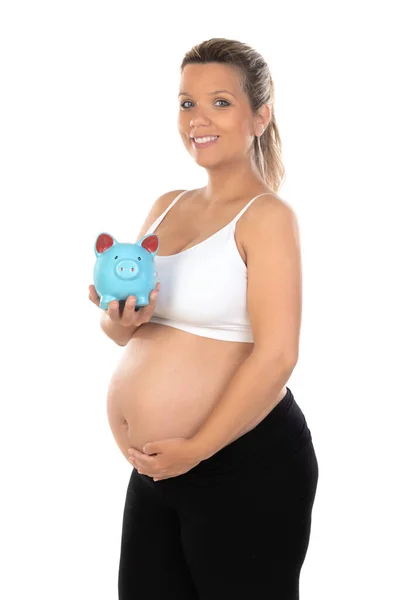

{"left": 1, "top": 1, "right": 399, "bottom": 598}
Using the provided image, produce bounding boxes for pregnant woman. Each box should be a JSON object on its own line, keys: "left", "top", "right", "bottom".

{"left": 89, "top": 38, "right": 319, "bottom": 600}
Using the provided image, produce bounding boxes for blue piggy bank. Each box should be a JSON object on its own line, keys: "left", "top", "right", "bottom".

{"left": 93, "top": 232, "right": 160, "bottom": 310}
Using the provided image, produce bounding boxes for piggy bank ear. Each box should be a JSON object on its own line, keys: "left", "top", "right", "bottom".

{"left": 140, "top": 234, "right": 159, "bottom": 255}
{"left": 94, "top": 232, "right": 118, "bottom": 257}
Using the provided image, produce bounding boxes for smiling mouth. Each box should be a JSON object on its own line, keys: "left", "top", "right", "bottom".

{"left": 191, "top": 136, "right": 220, "bottom": 147}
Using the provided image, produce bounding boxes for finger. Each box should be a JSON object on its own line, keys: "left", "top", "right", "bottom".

{"left": 88, "top": 285, "right": 100, "bottom": 307}
{"left": 135, "top": 285, "right": 160, "bottom": 319}
{"left": 107, "top": 282, "right": 160, "bottom": 324}
{"left": 121, "top": 285, "right": 158, "bottom": 325}
{"left": 120, "top": 295, "right": 139, "bottom": 326}
{"left": 140, "top": 290, "right": 158, "bottom": 314}
{"left": 88, "top": 284, "right": 99, "bottom": 297}
{"left": 142, "top": 283, "right": 160, "bottom": 310}
{"left": 107, "top": 299, "right": 121, "bottom": 321}
{"left": 134, "top": 455, "right": 156, "bottom": 470}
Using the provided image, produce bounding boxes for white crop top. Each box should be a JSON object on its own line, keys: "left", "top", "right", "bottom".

{"left": 144, "top": 190, "right": 270, "bottom": 343}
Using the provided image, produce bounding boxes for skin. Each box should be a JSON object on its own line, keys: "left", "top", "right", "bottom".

{"left": 127, "top": 63, "right": 281, "bottom": 480}
{"left": 177, "top": 62, "right": 272, "bottom": 207}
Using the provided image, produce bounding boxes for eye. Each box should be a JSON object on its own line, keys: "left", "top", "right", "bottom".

{"left": 215, "top": 99, "right": 230, "bottom": 107}
{"left": 180, "top": 99, "right": 230, "bottom": 109}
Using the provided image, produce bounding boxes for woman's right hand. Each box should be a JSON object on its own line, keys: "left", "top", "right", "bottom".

{"left": 88, "top": 282, "right": 161, "bottom": 327}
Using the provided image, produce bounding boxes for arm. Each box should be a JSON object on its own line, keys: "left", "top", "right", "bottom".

{"left": 189, "top": 197, "right": 302, "bottom": 461}
{"left": 100, "top": 311, "right": 139, "bottom": 346}
{"left": 189, "top": 352, "right": 295, "bottom": 460}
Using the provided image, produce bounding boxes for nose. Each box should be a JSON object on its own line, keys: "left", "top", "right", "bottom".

{"left": 189, "top": 106, "right": 213, "bottom": 127}
{"left": 190, "top": 116, "right": 211, "bottom": 126}
{"left": 189, "top": 119, "right": 213, "bottom": 139}
{"left": 115, "top": 258, "right": 138, "bottom": 280}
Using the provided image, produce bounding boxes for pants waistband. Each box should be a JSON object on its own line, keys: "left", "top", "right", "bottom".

{"left": 189, "top": 386, "right": 310, "bottom": 476}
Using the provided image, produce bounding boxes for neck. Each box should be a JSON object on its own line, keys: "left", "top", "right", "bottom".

{"left": 200, "top": 159, "right": 267, "bottom": 206}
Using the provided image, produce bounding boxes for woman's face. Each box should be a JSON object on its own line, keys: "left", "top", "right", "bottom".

{"left": 177, "top": 62, "right": 258, "bottom": 167}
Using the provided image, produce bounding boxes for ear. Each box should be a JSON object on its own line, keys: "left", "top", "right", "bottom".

{"left": 94, "top": 232, "right": 118, "bottom": 257}
{"left": 255, "top": 103, "right": 272, "bottom": 133}
{"left": 140, "top": 234, "right": 160, "bottom": 255}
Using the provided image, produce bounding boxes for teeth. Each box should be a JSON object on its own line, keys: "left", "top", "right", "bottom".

{"left": 194, "top": 136, "right": 218, "bottom": 143}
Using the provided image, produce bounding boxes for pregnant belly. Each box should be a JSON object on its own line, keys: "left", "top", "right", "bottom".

{"left": 106, "top": 322, "right": 254, "bottom": 462}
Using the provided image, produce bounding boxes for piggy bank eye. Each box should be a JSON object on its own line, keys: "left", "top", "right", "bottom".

{"left": 138, "top": 257, "right": 141, "bottom": 261}
{"left": 114, "top": 256, "right": 118, "bottom": 259}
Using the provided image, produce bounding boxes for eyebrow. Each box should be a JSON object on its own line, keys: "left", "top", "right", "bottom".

{"left": 178, "top": 89, "right": 236, "bottom": 99}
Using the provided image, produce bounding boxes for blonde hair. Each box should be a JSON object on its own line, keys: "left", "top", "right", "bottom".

{"left": 180, "top": 37, "right": 286, "bottom": 193}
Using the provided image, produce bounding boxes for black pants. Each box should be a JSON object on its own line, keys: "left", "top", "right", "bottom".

{"left": 118, "top": 387, "right": 319, "bottom": 600}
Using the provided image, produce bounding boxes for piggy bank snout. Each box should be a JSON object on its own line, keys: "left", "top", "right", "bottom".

{"left": 115, "top": 258, "right": 140, "bottom": 280}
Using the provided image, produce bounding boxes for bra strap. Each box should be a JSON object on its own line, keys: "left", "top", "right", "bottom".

{"left": 146, "top": 190, "right": 189, "bottom": 234}
{"left": 231, "top": 193, "right": 271, "bottom": 226}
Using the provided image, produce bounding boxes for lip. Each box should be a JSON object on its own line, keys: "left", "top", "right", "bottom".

{"left": 191, "top": 136, "right": 220, "bottom": 149}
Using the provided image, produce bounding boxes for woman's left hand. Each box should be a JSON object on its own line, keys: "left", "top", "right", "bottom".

{"left": 127, "top": 437, "right": 202, "bottom": 481}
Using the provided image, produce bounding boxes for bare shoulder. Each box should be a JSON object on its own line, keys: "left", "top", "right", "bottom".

{"left": 244, "top": 190, "right": 296, "bottom": 227}
{"left": 240, "top": 191, "right": 299, "bottom": 257}
{"left": 158, "top": 189, "right": 188, "bottom": 211}
{"left": 134, "top": 189, "right": 188, "bottom": 241}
